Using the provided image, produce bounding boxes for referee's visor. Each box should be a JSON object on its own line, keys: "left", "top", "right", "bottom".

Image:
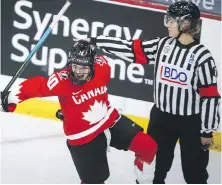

{"left": 164, "top": 15, "right": 179, "bottom": 27}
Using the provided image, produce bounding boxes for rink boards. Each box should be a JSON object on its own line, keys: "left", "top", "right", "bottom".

{"left": 14, "top": 97, "right": 222, "bottom": 152}
{"left": 0, "top": 74, "right": 221, "bottom": 152}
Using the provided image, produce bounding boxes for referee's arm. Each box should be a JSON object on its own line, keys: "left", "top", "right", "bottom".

{"left": 198, "top": 59, "right": 221, "bottom": 138}
{"left": 91, "top": 36, "right": 160, "bottom": 64}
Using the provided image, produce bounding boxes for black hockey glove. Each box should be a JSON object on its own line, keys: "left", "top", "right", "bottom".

{"left": 56, "top": 109, "right": 64, "bottom": 121}
{"left": 0, "top": 91, "right": 11, "bottom": 112}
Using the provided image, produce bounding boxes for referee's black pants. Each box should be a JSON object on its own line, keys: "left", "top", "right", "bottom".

{"left": 147, "top": 105, "right": 209, "bottom": 184}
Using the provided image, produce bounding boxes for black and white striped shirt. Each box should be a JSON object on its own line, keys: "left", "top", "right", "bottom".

{"left": 93, "top": 36, "right": 221, "bottom": 136}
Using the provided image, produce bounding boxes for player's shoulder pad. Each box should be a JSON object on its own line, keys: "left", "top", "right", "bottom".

{"left": 95, "top": 55, "right": 109, "bottom": 66}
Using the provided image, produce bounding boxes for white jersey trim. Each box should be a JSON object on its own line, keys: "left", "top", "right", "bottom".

{"left": 66, "top": 107, "right": 115, "bottom": 140}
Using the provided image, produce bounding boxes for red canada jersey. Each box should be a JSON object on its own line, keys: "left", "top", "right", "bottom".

{"left": 7, "top": 56, "right": 119, "bottom": 145}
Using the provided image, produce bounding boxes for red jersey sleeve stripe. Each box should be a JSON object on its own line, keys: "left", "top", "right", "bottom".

{"left": 133, "top": 40, "right": 148, "bottom": 64}
{"left": 199, "top": 85, "right": 220, "bottom": 97}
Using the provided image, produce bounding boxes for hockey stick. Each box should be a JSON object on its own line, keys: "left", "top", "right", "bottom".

{"left": 3, "top": 0, "right": 72, "bottom": 92}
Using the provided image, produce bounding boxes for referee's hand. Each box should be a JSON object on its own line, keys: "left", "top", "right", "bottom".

{"left": 201, "top": 137, "right": 214, "bottom": 151}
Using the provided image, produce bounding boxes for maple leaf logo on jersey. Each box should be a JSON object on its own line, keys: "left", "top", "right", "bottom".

{"left": 96, "top": 56, "right": 108, "bottom": 66}
{"left": 58, "top": 71, "right": 68, "bottom": 80}
{"left": 82, "top": 100, "right": 108, "bottom": 125}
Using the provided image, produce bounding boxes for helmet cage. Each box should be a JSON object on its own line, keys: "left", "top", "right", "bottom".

{"left": 68, "top": 57, "right": 94, "bottom": 85}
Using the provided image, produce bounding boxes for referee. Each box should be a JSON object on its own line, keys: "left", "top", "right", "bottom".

{"left": 87, "top": 1, "right": 221, "bottom": 183}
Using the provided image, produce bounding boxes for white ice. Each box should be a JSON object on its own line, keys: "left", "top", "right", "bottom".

{"left": 0, "top": 112, "right": 221, "bottom": 184}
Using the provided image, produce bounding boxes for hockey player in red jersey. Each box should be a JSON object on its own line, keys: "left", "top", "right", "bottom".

{"left": 0, "top": 40, "right": 157, "bottom": 184}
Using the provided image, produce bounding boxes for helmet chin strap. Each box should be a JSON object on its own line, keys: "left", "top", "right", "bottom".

{"left": 176, "top": 31, "right": 183, "bottom": 40}
{"left": 176, "top": 24, "right": 183, "bottom": 40}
